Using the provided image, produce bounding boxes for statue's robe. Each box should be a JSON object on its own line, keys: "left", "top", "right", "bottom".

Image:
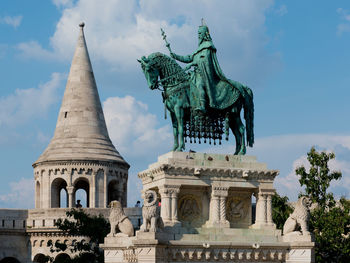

{"left": 175, "top": 41, "right": 244, "bottom": 110}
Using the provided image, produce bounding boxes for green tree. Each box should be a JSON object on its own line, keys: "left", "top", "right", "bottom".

{"left": 47, "top": 209, "right": 110, "bottom": 263}
{"left": 295, "top": 147, "right": 350, "bottom": 263}
{"left": 296, "top": 146, "right": 341, "bottom": 210}
{"left": 272, "top": 193, "right": 293, "bottom": 230}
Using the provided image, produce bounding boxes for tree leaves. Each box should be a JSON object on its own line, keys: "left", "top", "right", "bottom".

{"left": 295, "top": 147, "right": 350, "bottom": 262}
{"left": 46, "top": 209, "right": 110, "bottom": 263}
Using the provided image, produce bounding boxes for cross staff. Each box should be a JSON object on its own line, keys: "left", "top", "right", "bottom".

{"left": 161, "top": 28, "right": 172, "bottom": 53}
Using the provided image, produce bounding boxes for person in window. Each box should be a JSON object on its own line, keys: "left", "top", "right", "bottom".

{"left": 75, "top": 200, "right": 82, "bottom": 208}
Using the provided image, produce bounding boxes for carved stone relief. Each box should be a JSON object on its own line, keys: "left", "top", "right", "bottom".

{"left": 178, "top": 194, "right": 201, "bottom": 224}
{"left": 226, "top": 194, "right": 251, "bottom": 227}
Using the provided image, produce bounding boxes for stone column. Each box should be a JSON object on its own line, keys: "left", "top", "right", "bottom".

{"left": 159, "top": 187, "right": 171, "bottom": 224}
{"left": 169, "top": 186, "right": 180, "bottom": 224}
{"left": 207, "top": 186, "right": 229, "bottom": 227}
{"left": 253, "top": 191, "right": 266, "bottom": 228}
{"left": 103, "top": 171, "right": 107, "bottom": 208}
{"left": 47, "top": 171, "right": 51, "bottom": 208}
{"left": 91, "top": 172, "right": 96, "bottom": 208}
{"left": 66, "top": 186, "right": 74, "bottom": 208}
{"left": 211, "top": 195, "right": 220, "bottom": 224}
{"left": 266, "top": 193, "right": 275, "bottom": 228}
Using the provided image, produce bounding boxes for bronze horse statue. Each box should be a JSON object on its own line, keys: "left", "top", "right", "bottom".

{"left": 139, "top": 52, "right": 254, "bottom": 155}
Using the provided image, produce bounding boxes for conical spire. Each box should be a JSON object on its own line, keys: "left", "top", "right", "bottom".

{"left": 34, "top": 23, "right": 127, "bottom": 166}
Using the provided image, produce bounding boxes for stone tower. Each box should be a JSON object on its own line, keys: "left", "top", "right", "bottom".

{"left": 33, "top": 23, "right": 129, "bottom": 209}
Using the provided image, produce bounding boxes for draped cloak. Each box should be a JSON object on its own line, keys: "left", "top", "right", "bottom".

{"left": 189, "top": 41, "right": 243, "bottom": 110}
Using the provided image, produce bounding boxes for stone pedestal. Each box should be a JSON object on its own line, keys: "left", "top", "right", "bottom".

{"left": 138, "top": 152, "right": 278, "bottom": 230}
{"left": 102, "top": 152, "right": 314, "bottom": 263}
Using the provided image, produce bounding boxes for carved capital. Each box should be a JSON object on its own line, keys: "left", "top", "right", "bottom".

{"left": 212, "top": 186, "right": 229, "bottom": 197}
{"left": 66, "top": 186, "right": 74, "bottom": 195}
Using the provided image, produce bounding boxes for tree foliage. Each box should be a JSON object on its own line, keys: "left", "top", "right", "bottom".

{"left": 296, "top": 146, "right": 341, "bottom": 210}
{"left": 295, "top": 147, "right": 350, "bottom": 263}
{"left": 46, "top": 209, "right": 110, "bottom": 263}
{"left": 272, "top": 193, "right": 293, "bottom": 230}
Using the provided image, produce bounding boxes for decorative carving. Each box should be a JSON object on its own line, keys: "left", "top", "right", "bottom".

{"left": 226, "top": 197, "right": 249, "bottom": 223}
{"left": 138, "top": 165, "right": 278, "bottom": 182}
{"left": 178, "top": 195, "right": 201, "bottom": 222}
{"left": 283, "top": 196, "right": 311, "bottom": 236}
{"left": 107, "top": 200, "right": 134, "bottom": 237}
{"left": 140, "top": 190, "right": 163, "bottom": 232}
{"left": 165, "top": 247, "right": 287, "bottom": 262}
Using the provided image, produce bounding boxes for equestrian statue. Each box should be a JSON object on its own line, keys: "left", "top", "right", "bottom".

{"left": 138, "top": 20, "right": 254, "bottom": 155}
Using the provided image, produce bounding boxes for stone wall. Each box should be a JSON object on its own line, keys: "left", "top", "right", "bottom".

{"left": 0, "top": 207, "right": 142, "bottom": 262}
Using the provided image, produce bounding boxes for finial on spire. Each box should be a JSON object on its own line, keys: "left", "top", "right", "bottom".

{"left": 79, "top": 22, "right": 85, "bottom": 28}
{"left": 201, "top": 18, "right": 206, "bottom": 26}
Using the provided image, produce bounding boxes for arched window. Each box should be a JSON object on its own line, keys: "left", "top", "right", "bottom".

{"left": 33, "top": 253, "right": 47, "bottom": 263}
{"left": 74, "top": 178, "right": 89, "bottom": 208}
{"left": 0, "top": 257, "right": 21, "bottom": 263}
{"left": 51, "top": 178, "right": 68, "bottom": 208}
{"left": 108, "top": 180, "right": 120, "bottom": 206}
{"left": 54, "top": 253, "right": 70, "bottom": 263}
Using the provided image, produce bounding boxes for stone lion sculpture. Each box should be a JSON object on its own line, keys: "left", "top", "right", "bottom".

{"left": 140, "top": 190, "right": 163, "bottom": 232}
{"left": 283, "top": 196, "right": 311, "bottom": 236}
{"left": 107, "top": 200, "right": 134, "bottom": 237}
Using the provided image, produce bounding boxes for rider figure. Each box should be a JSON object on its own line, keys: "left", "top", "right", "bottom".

{"left": 170, "top": 20, "right": 225, "bottom": 113}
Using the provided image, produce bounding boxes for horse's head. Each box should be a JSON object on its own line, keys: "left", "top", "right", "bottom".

{"left": 138, "top": 55, "right": 159, "bottom": 90}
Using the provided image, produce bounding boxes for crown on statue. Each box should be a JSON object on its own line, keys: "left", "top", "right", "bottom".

{"left": 198, "top": 18, "right": 211, "bottom": 40}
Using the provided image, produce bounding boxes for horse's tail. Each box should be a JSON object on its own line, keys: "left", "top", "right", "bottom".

{"left": 242, "top": 86, "right": 254, "bottom": 147}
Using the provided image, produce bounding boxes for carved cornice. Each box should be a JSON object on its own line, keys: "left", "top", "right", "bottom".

{"left": 27, "top": 228, "right": 88, "bottom": 238}
{"left": 138, "top": 164, "right": 278, "bottom": 183}
{"left": 33, "top": 159, "right": 129, "bottom": 170}
{"left": 34, "top": 164, "right": 129, "bottom": 177}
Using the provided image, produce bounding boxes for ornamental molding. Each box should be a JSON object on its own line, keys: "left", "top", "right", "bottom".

{"left": 33, "top": 159, "right": 129, "bottom": 170}
{"left": 165, "top": 247, "right": 287, "bottom": 262}
{"left": 138, "top": 164, "right": 278, "bottom": 182}
{"left": 34, "top": 165, "right": 128, "bottom": 177}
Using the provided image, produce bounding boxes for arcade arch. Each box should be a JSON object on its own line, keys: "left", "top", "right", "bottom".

{"left": 51, "top": 178, "right": 68, "bottom": 208}
{"left": 73, "top": 178, "right": 89, "bottom": 208}
{"left": 54, "top": 253, "right": 70, "bottom": 263}
{"left": 108, "top": 179, "right": 121, "bottom": 205}
{"left": 33, "top": 254, "right": 47, "bottom": 263}
{"left": 0, "top": 258, "right": 20, "bottom": 263}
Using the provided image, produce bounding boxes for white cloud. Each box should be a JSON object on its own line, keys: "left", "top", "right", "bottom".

{"left": 16, "top": 41, "right": 59, "bottom": 61}
{"left": 336, "top": 8, "right": 350, "bottom": 35}
{"left": 275, "top": 5, "right": 288, "bottom": 16}
{"left": 0, "top": 72, "right": 64, "bottom": 128}
{"left": 0, "top": 178, "right": 34, "bottom": 208}
{"left": 0, "top": 15, "right": 23, "bottom": 28}
{"left": 52, "top": 0, "right": 75, "bottom": 8}
{"left": 103, "top": 95, "right": 171, "bottom": 157}
{"left": 17, "top": 0, "right": 279, "bottom": 85}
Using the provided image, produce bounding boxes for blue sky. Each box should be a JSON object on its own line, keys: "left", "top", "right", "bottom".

{"left": 1, "top": 0, "right": 350, "bottom": 208}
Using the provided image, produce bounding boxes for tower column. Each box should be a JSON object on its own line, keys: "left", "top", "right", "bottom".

{"left": 67, "top": 186, "right": 74, "bottom": 208}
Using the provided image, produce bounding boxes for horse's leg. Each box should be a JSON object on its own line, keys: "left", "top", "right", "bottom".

{"left": 174, "top": 105, "right": 185, "bottom": 151}
{"left": 230, "top": 110, "right": 246, "bottom": 155}
{"left": 170, "top": 112, "right": 179, "bottom": 151}
{"left": 229, "top": 112, "right": 241, "bottom": 155}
